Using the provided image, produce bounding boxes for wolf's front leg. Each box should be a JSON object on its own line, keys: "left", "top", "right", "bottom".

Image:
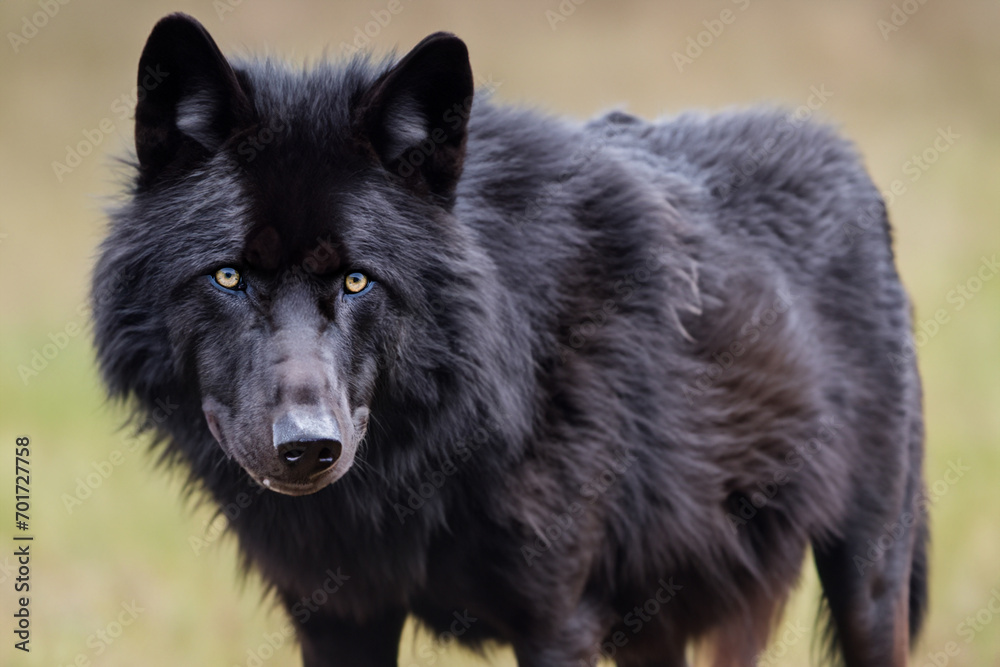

{"left": 511, "top": 600, "right": 613, "bottom": 667}
{"left": 292, "top": 607, "right": 407, "bottom": 667}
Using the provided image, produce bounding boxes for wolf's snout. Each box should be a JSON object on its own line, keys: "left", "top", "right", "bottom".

{"left": 272, "top": 410, "right": 343, "bottom": 478}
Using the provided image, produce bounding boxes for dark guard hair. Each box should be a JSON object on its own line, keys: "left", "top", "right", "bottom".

{"left": 92, "top": 13, "right": 927, "bottom": 667}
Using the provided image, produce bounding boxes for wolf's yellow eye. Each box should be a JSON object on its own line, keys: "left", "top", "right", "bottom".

{"left": 344, "top": 272, "right": 369, "bottom": 294}
{"left": 214, "top": 267, "right": 241, "bottom": 290}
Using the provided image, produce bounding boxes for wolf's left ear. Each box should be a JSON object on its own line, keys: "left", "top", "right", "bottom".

{"left": 134, "top": 13, "right": 250, "bottom": 185}
{"left": 357, "top": 33, "right": 474, "bottom": 203}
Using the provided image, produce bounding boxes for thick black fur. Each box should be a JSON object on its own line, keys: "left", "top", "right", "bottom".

{"left": 92, "top": 14, "right": 927, "bottom": 667}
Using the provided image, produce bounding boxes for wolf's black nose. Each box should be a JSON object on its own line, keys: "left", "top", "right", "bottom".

{"left": 276, "top": 438, "right": 341, "bottom": 472}
{"left": 273, "top": 411, "right": 342, "bottom": 478}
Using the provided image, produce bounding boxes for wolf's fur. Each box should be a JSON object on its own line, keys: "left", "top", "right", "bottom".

{"left": 92, "top": 14, "right": 927, "bottom": 666}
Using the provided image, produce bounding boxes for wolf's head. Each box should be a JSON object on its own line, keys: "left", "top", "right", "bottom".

{"left": 93, "top": 14, "right": 527, "bottom": 497}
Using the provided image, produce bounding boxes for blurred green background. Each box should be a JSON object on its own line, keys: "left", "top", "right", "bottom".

{"left": 1, "top": 1, "right": 997, "bottom": 665}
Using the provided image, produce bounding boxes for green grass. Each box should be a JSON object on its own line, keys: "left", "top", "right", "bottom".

{"left": 1, "top": 1, "right": 998, "bottom": 665}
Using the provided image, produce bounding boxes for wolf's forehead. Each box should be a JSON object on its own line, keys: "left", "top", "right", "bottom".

{"left": 233, "top": 129, "right": 359, "bottom": 273}
{"left": 242, "top": 222, "right": 342, "bottom": 273}
{"left": 236, "top": 170, "right": 397, "bottom": 274}
{"left": 238, "top": 165, "right": 349, "bottom": 273}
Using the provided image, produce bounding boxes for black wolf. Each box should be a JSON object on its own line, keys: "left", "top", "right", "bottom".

{"left": 92, "top": 13, "right": 927, "bottom": 667}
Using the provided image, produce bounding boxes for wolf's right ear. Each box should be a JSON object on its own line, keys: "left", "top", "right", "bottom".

{"left": 134, "top": 13, "right": 250, "bottom": 185}
{"left": 356, "top": 33, "right": 474, "bottom": 204}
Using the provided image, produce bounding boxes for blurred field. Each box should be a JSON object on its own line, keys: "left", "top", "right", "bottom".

{"left": 1, "top": 1, "right": 998, "bottom": 665}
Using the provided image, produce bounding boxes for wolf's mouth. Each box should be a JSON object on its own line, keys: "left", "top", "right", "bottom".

{"left": 251, "top": 446, "right": 355, "bottom": 495}
{"left": 256, "top": 474, "right": 336, "bottom": 497}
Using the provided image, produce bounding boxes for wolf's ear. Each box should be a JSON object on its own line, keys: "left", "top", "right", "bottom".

{"left": 357, "top": 33, "right": 474, "bottom": 203}
{"left": 134, "top": 13, "right": 250, "bottom": 184}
